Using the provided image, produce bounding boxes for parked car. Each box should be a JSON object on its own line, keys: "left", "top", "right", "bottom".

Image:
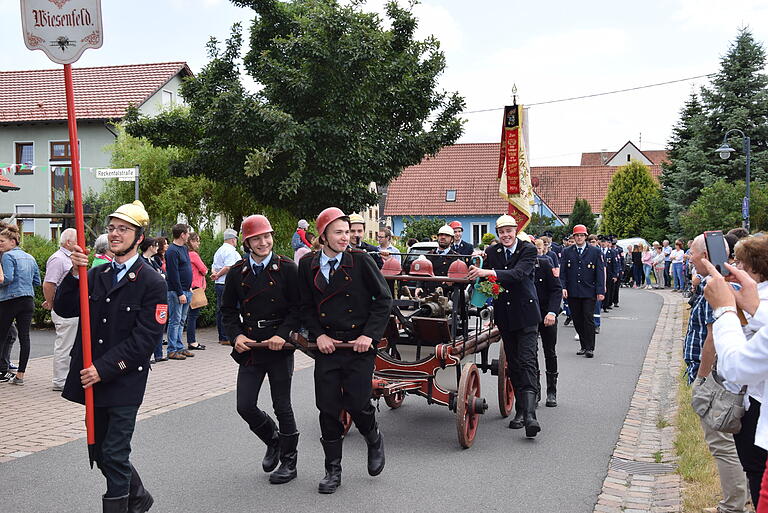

{"left": 402, "top": 241, "right": 438, "bottom": 273}
{"left": 616, "top": 237, "right": 650, "bottom": 253}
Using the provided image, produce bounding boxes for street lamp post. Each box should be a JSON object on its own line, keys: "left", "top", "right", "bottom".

{"left": 715, "top": 129, "right": 751, "bottom": 232}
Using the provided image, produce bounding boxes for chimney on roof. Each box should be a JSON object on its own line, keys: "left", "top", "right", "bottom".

{"left": 600, "top": 149, "right": 608, "bottom": 165}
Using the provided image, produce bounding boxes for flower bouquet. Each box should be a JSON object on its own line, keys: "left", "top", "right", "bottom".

{"left": 470, "top": 274, "right": 505, "bottom": 307}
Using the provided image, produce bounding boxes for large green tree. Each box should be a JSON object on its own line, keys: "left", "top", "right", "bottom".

{"left": 126, "top": 0, "right": 464, "bottom": 218}
{"left": 662, "top": 28, "right": 768, "bottom": 235}
{"left": 680, "top": 179, "right": 768, "bottom": 238}
{"left": 567, "top": 198, "right": 596, "bottom": 235}
{"left": 601, "top": 160, "right": 662, "bottom": 238}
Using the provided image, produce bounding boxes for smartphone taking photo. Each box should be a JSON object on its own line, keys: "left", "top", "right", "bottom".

{"left": 704, "top": 230, "right": 730, "bottom": 277}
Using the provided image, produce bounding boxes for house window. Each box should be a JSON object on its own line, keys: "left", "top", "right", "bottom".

{"left": 445, "top": 190, "right": 457, "bottom": 202}
{"left": 162, "top": 90, "right": 174, "bottom": 106}
{"left": 15, "top": 205, "right": 35, "bottom": 236}
{"left": 15, "top": 142, "right": 34, "bottom": 174}
{"left": 50, "top": 141, "right": 72, "bottom": 161}
{"left": 627, "top": 153, "right": 631, "bottom": 162}
{"left": 471, "top": 223, "right": 489, "bottom": 246}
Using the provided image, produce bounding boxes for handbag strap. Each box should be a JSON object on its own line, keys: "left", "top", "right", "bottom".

{"left": 712, "top": 356, "right": 748, "bottom": 395}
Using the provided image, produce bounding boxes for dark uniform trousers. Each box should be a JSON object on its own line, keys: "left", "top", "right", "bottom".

{"left": 561, "top": 245, "right": 605, "bottom": 353}
{"left": 535, "top": 255, "right": 562, "bottom": 375}
{"left": 315, "top": 350, "right": 376, "bottom": 440}
{"left": 298, "top": 250, "right": 392, "bottom": 441}
{"left": 56, "top": 259, "right": 167, "bottom": 498}
{"left": 484, "top": 241, "right": 542, "bottom": 394}
{"left": 733, "top": 397, "right": 767, "bottom": 507}
{"left": 236, "top": 353, "right": 296, "bottom": 435}
{"left": 222, "top": 255, "right": 301, "bottom": 436}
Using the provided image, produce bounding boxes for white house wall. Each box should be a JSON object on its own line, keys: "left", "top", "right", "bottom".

{"left": 0, "top": 121, "right": 115, "bottom": 237}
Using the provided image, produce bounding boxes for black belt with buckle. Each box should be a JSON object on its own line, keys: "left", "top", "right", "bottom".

{"left": 254, "top": 319, "right": 284, "bottom": 329}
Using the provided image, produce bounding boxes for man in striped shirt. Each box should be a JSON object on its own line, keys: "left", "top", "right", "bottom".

{"left": 683, "top": 234, "right": 748, "bottom": 513}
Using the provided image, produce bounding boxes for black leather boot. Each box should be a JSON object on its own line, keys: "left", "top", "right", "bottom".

{"left": 508, "top": 391, "right": 524, "bottom": 429}
{"left": 103, "top": 495, "right": 129, "bottom": 513}
{"left": 318, "top": 438, "right": 343, "bottom": 494}
{"left": 270, "top": 432, "right": 299, "bottom": 484}
{"left": 545, "top": 372, "right": 558, "bottom": 408}
{"left": 523, "top": 390, "right": 541, "bottom": 438}
{"left": 127, "top": 465, "right": 154, "bottom": 513}
{"left": 363, "top": 424, "right": 385, "bottom": 476}
{"left": 253, "top": 417, "right": 280, "bottom": 472}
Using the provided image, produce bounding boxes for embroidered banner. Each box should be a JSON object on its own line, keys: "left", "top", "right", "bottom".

{"left": 498, "top": 104, "right": 533, "bottom": 231}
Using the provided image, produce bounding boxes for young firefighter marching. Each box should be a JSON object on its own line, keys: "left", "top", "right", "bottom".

{"left": 55, "top": 201, "right": 164, "bottom": 513}
{"left": 221, "top": 215, "right": 301, "bottom": 484}
{"left": 298, "top": 207, "right": 393, "bottom": 494}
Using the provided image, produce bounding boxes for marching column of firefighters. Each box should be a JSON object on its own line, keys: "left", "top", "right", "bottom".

{"left": 59, "top": 199, "right": 619, "bottom": 510}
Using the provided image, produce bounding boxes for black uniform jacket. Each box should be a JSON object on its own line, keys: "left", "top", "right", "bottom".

{"left": 602, "top": 248, "right": 620, "bottom": 279}
{"left": 298, "top": 249, "right": 392, "bottom": 342}
{"left": 55, "top": 259, "right": 168, "bottom": 407}
{"left": 483, "top": 240, "right": 541, "bottom": 331}
{"left": 535, "top": 255, "right": 562, "bottom": 318}
{"left": 560, "top": 244, "right": 606, "bottom": 298}
{"left": 453, "top": 240, "right": 474, "bottom": 256}
{"left": 221, "top": 254, "right": 301, "bottom": 365}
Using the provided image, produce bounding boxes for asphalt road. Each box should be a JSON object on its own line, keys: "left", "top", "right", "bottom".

{"left": 1, "top": 288, "right": 662, "bottom": 513}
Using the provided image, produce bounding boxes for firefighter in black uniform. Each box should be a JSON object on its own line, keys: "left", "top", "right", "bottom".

{"left": 298, "top": 207, "right": 392, "bottom": 494}
{"left": 533, "top": 238, "right": 562, "bottom": 407}
{"left": 56, "top": 200, "right": 164, "bottom": 513}
{"left": 221, "top": 214, "right": 301, "bottom": 484}
{"left": 449, "top": 221, "right": 474, "bottom": 255}
{"left": 560, "top": 225, "right": 605, "bottom": 358}
{"left": 468, "top": 215, "right": 542, "bottom": 438}
{"left": 416, "top": 224, "right": 458, "bottom": 296}
{"left": 348, "top": 213, "right": 383, "bottom": 269}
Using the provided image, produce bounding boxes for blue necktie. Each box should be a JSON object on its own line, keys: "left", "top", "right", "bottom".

{"left": 112, "top": 262, "right": 125, "bottom": 286}
{"left": 252, "top": 263, "right": 264, "bottom": 276}
{"left": 578, "top": 247, "right": 583, "bottom": 256}
{"left": 328, "top": 259, "right": 337, "bottom": 279}
{"left": 506, "top": 249, "right": 513, "bottom": 261}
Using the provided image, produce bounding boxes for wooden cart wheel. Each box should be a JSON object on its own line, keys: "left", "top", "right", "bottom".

{"left": 384, "top": 391, "right": 405, "bottom": 409}
{"left": 340, "top": 410, "right": 352, "bottom": 435}
{"left": 497, "top": 343, "right": 515, "bottom": 417}
{"left": 456, "top": 363, "right": 481, "bottom": 448}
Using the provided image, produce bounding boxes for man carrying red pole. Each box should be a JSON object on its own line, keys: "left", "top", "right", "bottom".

{"left": 55, "top": 200, "right": 166, "bottom": 513}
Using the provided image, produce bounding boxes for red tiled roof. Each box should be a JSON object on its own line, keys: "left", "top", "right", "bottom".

{"left": 384, "top": 143, "right": 662, "bottom": 217}
{"left": 0, "top": 62, "right": 192, "bottom": 123}
{"left": 580, "top": 148, "right": 668, "bottom": 166}
{"left": 0, "top": 174, "right": 20, "bottom": 192}
{"left": 384, "top": 143, "right": 509, "bottom": 216}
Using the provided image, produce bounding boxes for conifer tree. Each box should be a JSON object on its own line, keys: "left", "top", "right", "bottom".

{"left": 568, "top": 198, "right": 596, "bottom": 234}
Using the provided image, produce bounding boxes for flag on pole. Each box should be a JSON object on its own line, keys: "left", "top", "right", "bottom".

{"left": 498, "top": 104, "right": 534, "bottom": 231}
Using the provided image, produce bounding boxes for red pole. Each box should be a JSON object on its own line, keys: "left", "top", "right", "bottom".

{"left": 63, "top": 63, "right": 95, "bottom": 464}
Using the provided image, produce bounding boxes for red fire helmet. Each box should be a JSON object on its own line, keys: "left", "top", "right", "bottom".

{"left": 381, "top": 257, "right": 402, "bottom": 277}
{"left": 242, "top": 215, "right": 273, "bottom": 240}
{"left": 316, "top": 207, "right": 348, "bottom": 238}
{"left": 572, "top": 224, "right": 588, "bottom": 235}
{"left": 449, "top": 221, "right": 463, "bottom": 230}
{"left": 410, "top": 256, "right": 434, "bottom": 277}
{"left": 447, "top": 259, "right": 468, "bottom": 279}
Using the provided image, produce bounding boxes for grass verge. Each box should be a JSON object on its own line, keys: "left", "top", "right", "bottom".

{"left": 674, "top": 304, "right": 722, "bottom": 513}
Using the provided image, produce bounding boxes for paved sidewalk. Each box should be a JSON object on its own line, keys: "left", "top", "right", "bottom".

{"left": 593, "top": 289, "right": 685, "bottom": 513}
{"left": 0, "top": 328, "right": 313, "bottom": 463}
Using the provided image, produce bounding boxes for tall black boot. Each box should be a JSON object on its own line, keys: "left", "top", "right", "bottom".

{"left": 318, "top": 438, "right": 343, "bottom": 494}
{"left": 508, "top": 391, "right": 524, "bottom": 429}
{"left": 253, "top": 417, "right": 280, "bottom": 472}
{"left": 363, "top": 423, "right": 385, "bottom": 476}
{"left": 545, "top": 372, "right": 558, "bottom": 408}
{"left": 127, "top": 465, "right": 154, "bottom": 513}
{"left": 523, "top": 390, "right": 541, "bottom": 438}
{"left": 103, "top": 495, "right": 129, "bottom": 513}
{"left": 270, "top": 432, "right": 299, "bottom": 484}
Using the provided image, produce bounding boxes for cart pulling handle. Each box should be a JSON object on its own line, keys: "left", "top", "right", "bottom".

{"left": 245, "top": 341, "right": 356, "bottom": 349}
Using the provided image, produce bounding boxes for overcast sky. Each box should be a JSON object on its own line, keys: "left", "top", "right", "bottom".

{"left": 3, "top": 0, "right": 768, "bottom": 166}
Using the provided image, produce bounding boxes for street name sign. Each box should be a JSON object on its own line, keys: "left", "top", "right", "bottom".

{"left": 20, "top": 0, "right": 103, "bottom": 65}
{"left": 96, "top": 168, "right": 137, "bottom": 180}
